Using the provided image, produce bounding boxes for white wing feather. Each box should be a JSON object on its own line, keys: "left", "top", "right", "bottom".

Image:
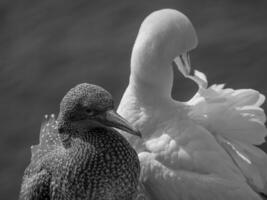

{"left": 137, "top": 152, "right": 262, "bottom": 200}
{"left": 185, "top": 69, "right": 267, "bottom": 194}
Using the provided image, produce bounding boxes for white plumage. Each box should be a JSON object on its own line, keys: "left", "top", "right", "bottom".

{"left": 117, "top": 9, "right": 267, "bottom": 200}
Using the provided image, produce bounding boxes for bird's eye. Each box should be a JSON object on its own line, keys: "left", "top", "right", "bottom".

{"left": 86, "top": 109, "right": 95, "bottom": 116}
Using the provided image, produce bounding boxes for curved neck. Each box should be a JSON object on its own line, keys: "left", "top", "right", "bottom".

{"left": 129, "top": 44, "right": 174, "bottom": 100}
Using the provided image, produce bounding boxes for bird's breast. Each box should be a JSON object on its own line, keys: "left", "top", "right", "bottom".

{"left": 51, "top": 129, "right": 140, "bottom": 199}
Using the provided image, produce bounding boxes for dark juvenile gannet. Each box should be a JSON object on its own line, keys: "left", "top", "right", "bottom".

{"left": 19, "top": 83, "right": 141, "bottom": 200}
{"left": 118, "top": 9, "right": 267, "bottom": 200}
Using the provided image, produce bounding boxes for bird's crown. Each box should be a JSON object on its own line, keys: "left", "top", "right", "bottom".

{"left": 59, "top": 83, "right": 114, "bottom": 120}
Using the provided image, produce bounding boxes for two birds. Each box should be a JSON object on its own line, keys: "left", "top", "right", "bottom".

{"left": 20, "top": 8, "right": 267, "bottom": 200}
{"left": 118, "top": 9, "right": 267, "bottom": 200}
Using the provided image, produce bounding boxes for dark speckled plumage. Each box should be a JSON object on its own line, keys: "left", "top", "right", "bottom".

{"left": 19, "top": 83, "right": 140, "bottom": 200}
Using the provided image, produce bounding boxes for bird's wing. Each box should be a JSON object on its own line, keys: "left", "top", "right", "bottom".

{"left": 31, "top": 114, "right": 62, "bottom": 164}
{"left": 135, "top": 118, "right": 264, "bottom": 200}
{"left": 216, "top": 136, "right": 267, "bottom": 195}
{"left": 186, "top": 70, "right": 267, "bottom": 145}
{"left": 19, "top": 169, "right": 51, "bottom": 200}
{"left": 136, "top": 152, "right": 262, "bottom": 200}
{"left": 185, "top": 69, "right": 267, "bottom": 194}
{"left": 20, "top": 114, "right": 64, "bottom": 200}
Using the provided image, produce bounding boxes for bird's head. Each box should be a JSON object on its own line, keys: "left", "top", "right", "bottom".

{"left": 57, "top": 83, "right": 141, "bottom": 137}
{"left": 131, "top": 9, "right": 198, "bottom": 85}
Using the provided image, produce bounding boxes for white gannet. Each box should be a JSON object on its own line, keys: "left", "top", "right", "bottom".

{"left": 117, "top": 9, "right": 267, "bottom": 200}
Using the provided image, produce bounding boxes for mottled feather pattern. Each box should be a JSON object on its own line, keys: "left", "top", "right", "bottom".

{"left": 59, "top": 84, "right": 113, "bottom": 117}
{"left": 20, "top": 114, "right": 139, "bottom": 200}
{"left": 20, "top": 169, "right": 51, "bottom": 200}
{"left": 30, "top": 114, "right": 62, "bottom": 163}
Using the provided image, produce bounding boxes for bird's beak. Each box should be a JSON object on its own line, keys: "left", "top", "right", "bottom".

{"left": 172, "top": 52, "right": 192, "bottom": 77}
{"left": 97, "top": 110, "right": 142, "bottom": 137}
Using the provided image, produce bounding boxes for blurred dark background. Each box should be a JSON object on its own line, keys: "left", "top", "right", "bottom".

{"left": 1, "top": 0, "right": 267, "bottom": 199}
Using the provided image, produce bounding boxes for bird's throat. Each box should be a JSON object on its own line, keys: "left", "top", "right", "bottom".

{"left": 129, "top": 62, "right": 174, "bottom": 100}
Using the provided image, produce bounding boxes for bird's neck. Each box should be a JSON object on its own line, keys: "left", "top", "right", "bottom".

{"left": 128, "top": 26, "right": 184, "bottom": 100}
{"left": 58, "top": 120, "right": 110, "bottom": 149}
{"left": 118, "top": 48, "right": 184, "bottom": 140}
{"left": 67, "top": 127, "right": 118, "bottom": 153}
{"left": 129, "top": 59, "right": 174, "bottom": 102}
{"left": 118, "top": 79, "right": 179, "bottom": 140}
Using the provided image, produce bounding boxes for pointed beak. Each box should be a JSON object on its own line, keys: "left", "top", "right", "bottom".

{"left": 172, "top": 52, "right": 193, "bottom": 77}
{"left": 97, "top": 110, "right": 142, "bottom": 137}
